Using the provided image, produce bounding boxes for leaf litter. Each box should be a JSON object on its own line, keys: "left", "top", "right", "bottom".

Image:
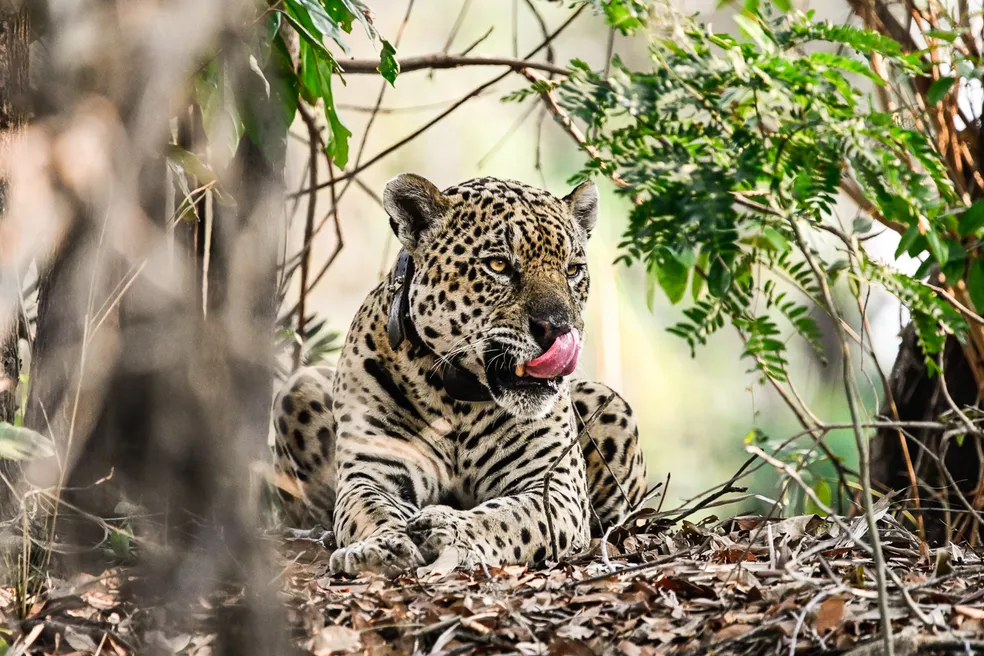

{"left": 3, "top": 507, "right": 984, "bottom": 654}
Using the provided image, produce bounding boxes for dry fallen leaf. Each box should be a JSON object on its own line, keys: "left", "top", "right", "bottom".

{"left": 312, "top": 625, "right": 362, "bottom": 655}
{"left": 954, "top": 605, "right": 984, "bottom": 620}
{"left": 417, "top": 546, "right": 464, "bottom": 580}
{"left": 547, "top": 636, "right": 595, "bottom": 656}
{"left": 815, "top": 597, "right": 846, "bottom": 634}
{"left": 714, "top": 624, "right": 752, "bottom": 641}
{"left": 63, "top": 627, "right": 99, "bottom": 652}
{"left": 772, "top": 515, "right": 825, "bottom": 540}
{"left": 556, "top": 624, "right": 594, "bottom": 640}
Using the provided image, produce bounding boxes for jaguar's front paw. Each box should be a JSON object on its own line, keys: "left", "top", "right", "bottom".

{"left": 406, "top": 505, "right": 468, "bottom": 560}
{"left": 329, "top": 533, "right": 423, "bottom": 577}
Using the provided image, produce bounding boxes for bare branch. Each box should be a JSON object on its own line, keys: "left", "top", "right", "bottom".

{"left": 339, "top": 53, "right": 570, "bottom": 77}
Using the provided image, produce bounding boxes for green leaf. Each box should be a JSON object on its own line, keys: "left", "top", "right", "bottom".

{"left": 959, "top": 199, "right": 984, "bottom": 236}
{"left": 0, "top": 423, "right": 55, "bottom": 461}
{"left": 324, "top": 94, "right": 352, "bottom": 168}
{"left": 329, "top": 0, "right": 381, "bottom": 42}
{"left": 654, "top": 249, "right": 690, "bottom": 305}
{"left": 645, "top": 265, "right": 657, "bottom": 312}
{"left": 733, "top": 14, "right": 775, "bottom": 53}
{"left": 239, "top": 30, "right": 299, "bottom": 171}
{"left": 166, "top": 145, "right": 218, "bottom": 186}
{"left": 378, "top": 39, "right": 399, "bottom": 85}
{"left": 743, "top": 427, "right": 767, "bottom": 444}
{"left": 925, "top": 229, "right": 948, "bottom": 266}
{"left": 762, "top": 227, "right": 790, "bottom": 253}
{"left": 282, "top": 6, "right": 337, "bottom": 59}
{"left": 809, "top": 51, "right": 884, "bottom": 86}
{"left": 110, "top": 529, "right": 131, "bottom": 560}
{"left": 942, "top": 236, "right": 966, "bottom": 282}
{"left": 895, "top": 225, "right": 920, "bottom": 259}
{"left": 925, "top": 29, "right": 960, "bottom": 43}
{"left": 852, "top": 216, "right": 873, "bottom": 235}
{"left": 827, "top": 258, "right": 850, "bottom": 281}
{"left": 289, "top": 0, "right": 351, "bottom": 53}
{"left": 927, "top": 76, "right": 956, "bottom": 105}
{"left": 804, "top": 478, "right": 832, "bottom": 516}
{"left": 772, "top": 0, "right": 791, "bottom": 10}
{"left": 598, "top": 0, "right": 647, "bottom": 35}
{"left": 297, "top": 40, "right": 351, "bottom": 167}
{"left": 968, "top": 260, "right": 984, "bottom": 315}
{"left": 708, "top": 257, "right": 732, "bottom": 297}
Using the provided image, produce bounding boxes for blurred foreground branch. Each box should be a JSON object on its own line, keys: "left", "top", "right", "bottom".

{"left": 3, "top": 1, "right": 288, "bottom": 652}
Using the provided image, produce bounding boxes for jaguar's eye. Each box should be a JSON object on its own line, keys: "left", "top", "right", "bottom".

{"left": 566, "top": 263, "right": 584, "bottom": 279}
{"left": 486, "top": 257, "right": 510, "bottom": 274}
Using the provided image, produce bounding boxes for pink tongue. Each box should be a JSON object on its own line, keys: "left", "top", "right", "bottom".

{"left": 526, "top": 328, "right": 580, "bottom": 379}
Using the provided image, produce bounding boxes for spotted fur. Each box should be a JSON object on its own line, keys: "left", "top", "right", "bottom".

{"left": 274, "top": 175, "right": 648, "bottom": 576}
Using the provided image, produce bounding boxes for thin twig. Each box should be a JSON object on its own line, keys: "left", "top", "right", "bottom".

{"left": 441, "top": 0, "right": 473, "bottom": 55}
{"left": 294, "top": 103, "right": 319, "bottom": 370}
{"left": 788, "top": 214, "right": 895, "bottom": 656}
{"left": 567, "top": 536, "right": 713, "bottom": 588}
{"left": 521, "top": 0, "right": 555, "bottom": 68}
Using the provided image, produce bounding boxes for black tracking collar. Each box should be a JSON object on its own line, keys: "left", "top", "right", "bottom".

{"left": 386, "top": 250, "right": 494, "bottom": 403}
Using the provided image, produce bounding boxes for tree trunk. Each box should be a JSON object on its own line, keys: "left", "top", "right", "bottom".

{"left": 871, "top": 323, "right": 982, "bottom": 545}
{"left": 0, "top": 4, "right": 29, "bottom": 425}
{"left": 0, "top": 4, "right": 30, "bottom": 526}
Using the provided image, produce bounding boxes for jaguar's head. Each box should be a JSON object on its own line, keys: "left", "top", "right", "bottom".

{"left": 383, "top": 174, "right": 599, "bottom": 420}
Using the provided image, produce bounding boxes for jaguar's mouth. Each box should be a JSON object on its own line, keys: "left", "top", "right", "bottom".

{"left": 484, "top": 330, "right": 581, "bottom": 398}
{"left": 485, "top": 352, "right": 561, "bottom": 396}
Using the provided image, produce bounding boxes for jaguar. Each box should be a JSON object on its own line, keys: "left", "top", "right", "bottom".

{"left": 273, "top": 174, "right": 648, "bottom": 576}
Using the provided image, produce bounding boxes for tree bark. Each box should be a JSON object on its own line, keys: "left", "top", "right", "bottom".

{"left": 0, "top": 4, "right": 29, "bottom": 425}
{"left": 871, "top": 325, "right": 982, "bottom": 545}
{"left": 0, "top": 4, "right": 30, "bottom": 527}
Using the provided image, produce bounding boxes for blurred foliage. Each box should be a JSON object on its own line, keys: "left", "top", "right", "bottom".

{"left": 190, "top": 0, "right": 397, "bottom": 170}
{"left": 166, "top": 0, "right": 396, "bottom": 369}
{"left": 277, "top": 314, "right": 343, "bottom": 370}
{"left": 580, "top": 0, "right": 651, "bottom": 34}
{"left": 0, "top": 422, "right": 54, "bottom": 461}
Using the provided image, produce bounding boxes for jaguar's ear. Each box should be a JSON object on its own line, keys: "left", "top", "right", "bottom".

{"left": 383, "top": 173, "right": 450, "bottom": 251}
{"left": 564, "top": 181, "right": 599, "bottom": 237}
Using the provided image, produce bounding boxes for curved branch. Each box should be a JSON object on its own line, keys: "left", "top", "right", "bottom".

{"left": 338, "top": 53, "right": 570, "bottom": 77}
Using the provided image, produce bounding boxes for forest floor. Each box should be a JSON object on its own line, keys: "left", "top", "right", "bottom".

{"left": 3, "top": 501, "right": 984, "bottom": 655}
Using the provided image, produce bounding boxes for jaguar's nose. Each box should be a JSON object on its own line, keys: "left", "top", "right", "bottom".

{"left": 529, "top": 316, "right": 572, "bottom": 351}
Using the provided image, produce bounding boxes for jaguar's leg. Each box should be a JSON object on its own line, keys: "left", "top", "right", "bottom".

{"left": 272, "top": 366, "right": 337, "bottom": 529}
{"left": 571, "top": 381, "right": 649, "bottom": 533}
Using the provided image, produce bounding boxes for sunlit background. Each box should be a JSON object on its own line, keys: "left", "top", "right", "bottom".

{"left": 282, "top": 0, "right": 910, "bottom": 511}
